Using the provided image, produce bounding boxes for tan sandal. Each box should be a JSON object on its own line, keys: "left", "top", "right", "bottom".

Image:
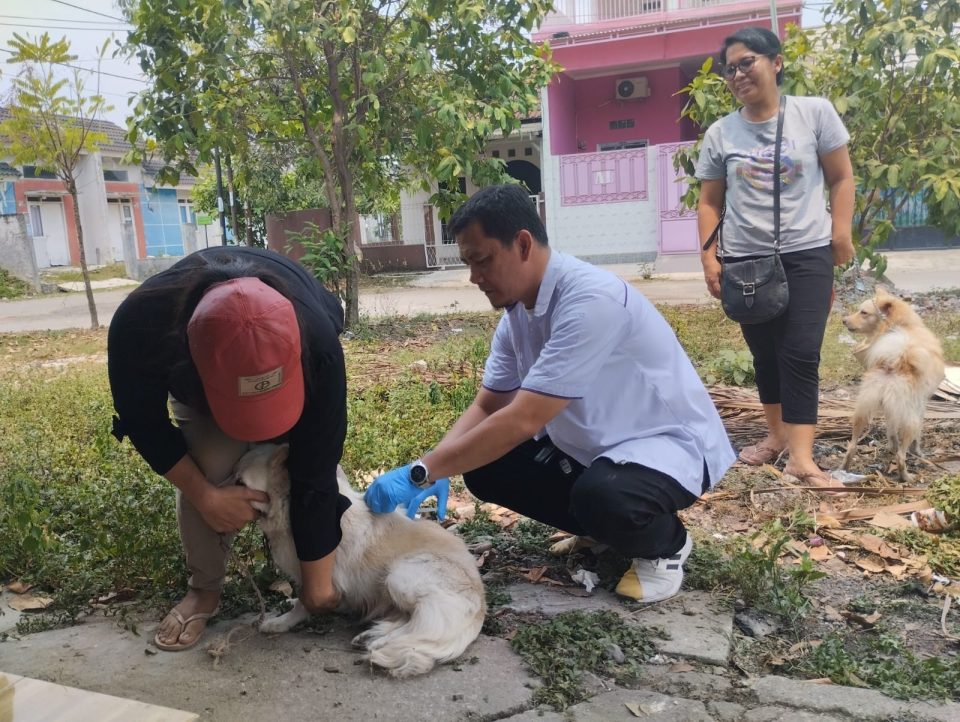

{"left": 154, "top": 605, "right": 220, "bottom": 651}
{"left": 738, "top": 443, "right": 786, "bottom": 466}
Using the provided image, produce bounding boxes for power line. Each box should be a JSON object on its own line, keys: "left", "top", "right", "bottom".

{"left": 0, "top": 14, "right": 130, "bottom": 26}
{"left": 45, "top": 0, "right": 126, "bottom": 23}
{"left": 0, "top": 47, "right": 147, "bottom": 83}
{"left": 0, "top": 21, "right": 127, "bottom": 31}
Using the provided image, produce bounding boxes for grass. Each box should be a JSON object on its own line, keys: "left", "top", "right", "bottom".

{"left": 510, "top": 610, "right": 657, "bottom": 710}
{"left": 0, "top": 268, "right": 32, "bottom": 299}
{"left": 684, "top": 523, "right": 825, "bottom": 631}
{"left": 40, "top": 262, "right": 129, "bottom": 284}
{"left": 0, "top": 299, "right": 954, "bottom": 657}
{"left": 794, "top": 628, "right": 960, "bottom": 701}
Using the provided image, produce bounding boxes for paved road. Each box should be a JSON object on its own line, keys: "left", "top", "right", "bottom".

{"left": 0, "top": 277, "right": 714, "bottom": 333}
{"left": 1, "top": 249, "right": 956, "bottom": 333}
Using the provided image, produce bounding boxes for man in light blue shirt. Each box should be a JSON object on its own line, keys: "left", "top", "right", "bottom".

{"left": 365, "top": 184, "right": 735, "bottom": 603}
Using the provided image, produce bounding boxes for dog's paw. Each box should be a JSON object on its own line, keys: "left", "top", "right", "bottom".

{"left": 258, "top": 614, "right": 296, "bottom": 634}
{"left": 258, "top": 599, "right": 309, "bottom": 634}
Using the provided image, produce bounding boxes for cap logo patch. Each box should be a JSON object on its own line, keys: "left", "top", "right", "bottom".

{"left": 238, "top": 367, "right": 284, "bottom": 396}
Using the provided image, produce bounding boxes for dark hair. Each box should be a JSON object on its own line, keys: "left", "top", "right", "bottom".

{"left": 721, "top": 27, "right": 784, "bottom": 85}
{"left": 139, "top": 250, "right": 312, "bottom": 412}
{"left": 447, "top": 183, "right": 548, "bottom": 248}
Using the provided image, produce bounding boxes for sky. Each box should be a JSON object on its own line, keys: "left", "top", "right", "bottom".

{"left": 0, "top": 0, "right": 829, "bottom": 132}
{"left": 0, "top": 0, "right": 144, "bottom": 129}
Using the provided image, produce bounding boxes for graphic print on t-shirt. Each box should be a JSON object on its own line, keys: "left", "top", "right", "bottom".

{"left": 735, "top": 139, "right": 802, "bottom": 191}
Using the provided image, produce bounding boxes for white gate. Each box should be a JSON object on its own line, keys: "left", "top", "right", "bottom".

{"left": 28, "top": 198, "right": 70, "bottom": 267}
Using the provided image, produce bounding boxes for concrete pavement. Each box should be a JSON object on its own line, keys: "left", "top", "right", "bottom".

{"left": 3, "top": 582, "right": 959, "bottom": 721}
{"left": 2, "top": 249, "right": 957, "bottom": 333}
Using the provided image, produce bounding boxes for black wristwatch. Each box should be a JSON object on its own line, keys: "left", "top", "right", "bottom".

{"left": 410, "top": 459, "right": 431, "bottom": 488}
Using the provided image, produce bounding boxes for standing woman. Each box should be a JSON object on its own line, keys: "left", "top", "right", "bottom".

{"left": 695, "top": 27, "right": 855, "bottom": 487}
{"left": 108, "top": 246, "right": 349, "bottom": 650}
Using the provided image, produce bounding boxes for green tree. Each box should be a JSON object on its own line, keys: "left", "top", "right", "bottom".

{"left": 1, "top": 33, "right": 112, "bottom": 328}
{"left": 122, "top": 0, "right": 555, "bottom": 327}
{"left": 674, "top": 1, "right": 960, "bottom": 276}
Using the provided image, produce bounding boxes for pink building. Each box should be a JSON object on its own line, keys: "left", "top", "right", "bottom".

{"left": 393, "top": 1, "right": 802, "bottom": 268}
{"left": 532, "top": 0, "right": 802, "bottom": 262}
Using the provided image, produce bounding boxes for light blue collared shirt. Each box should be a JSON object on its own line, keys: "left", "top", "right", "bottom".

{"left": 483, "top": 251, "right": 735, "bottom": 496}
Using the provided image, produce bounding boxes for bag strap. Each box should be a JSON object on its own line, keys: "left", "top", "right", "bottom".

{"left": 773, "top": 94, "right": 786, "bottom": 254}
{"left": 702, "top": 207, "right": 725, "bottom": 253}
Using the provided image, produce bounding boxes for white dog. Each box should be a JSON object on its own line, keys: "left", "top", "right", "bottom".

{"left": 233, "top": 444, "right": 486, "bottom": 678}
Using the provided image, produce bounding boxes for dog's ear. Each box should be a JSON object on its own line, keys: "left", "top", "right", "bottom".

{"left": 270, "top": 443, "right": 290, "bottom": 469}
{"left": 876, "top": 295, "right": 895, "bottom": 316}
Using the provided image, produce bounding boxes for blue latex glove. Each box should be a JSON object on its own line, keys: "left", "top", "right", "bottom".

{"left": 405, "top": 477, "right": 450, "bottom": 522}
{"left": 364, "top": 464, "right": 450, "bottom": 521}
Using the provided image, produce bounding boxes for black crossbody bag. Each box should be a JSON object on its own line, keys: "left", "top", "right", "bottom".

{"left": 704, "top": 95, "right": 790, "bottom": 325}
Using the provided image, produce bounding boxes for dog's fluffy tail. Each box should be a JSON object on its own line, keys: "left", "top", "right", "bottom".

{"left": 857, "top": 368, "right": 926, "bottom": 443}
{"left": 361, "top": 554, "right": 485, "bottom": 678}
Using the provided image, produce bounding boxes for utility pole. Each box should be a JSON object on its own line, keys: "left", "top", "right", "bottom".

{"left": 213, "top": 146, "right": 228, "bottom": 243}
{"left": 770, "top": 0, "right": 779, "bottom": 35}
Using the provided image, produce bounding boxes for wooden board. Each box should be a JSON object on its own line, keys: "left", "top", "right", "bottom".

{"left": 0, "top": 671, "right": 198, "bottom": 722}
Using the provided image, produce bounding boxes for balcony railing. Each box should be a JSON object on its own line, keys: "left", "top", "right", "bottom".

{"left": 539, "top": 0, "right": 774, "bottom": 32}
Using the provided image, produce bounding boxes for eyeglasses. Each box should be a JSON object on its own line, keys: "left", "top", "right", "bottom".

{"left": 721, "top": 55, "right": 760, "bottom": 79}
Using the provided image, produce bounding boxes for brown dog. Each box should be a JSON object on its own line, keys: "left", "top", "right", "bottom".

{"left": 840, "top": 288, "right": 945, "bottom": 482}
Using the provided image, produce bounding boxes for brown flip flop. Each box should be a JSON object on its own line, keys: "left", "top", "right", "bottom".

{"left": 738, "top": 443, "right": 786, "bottom": 466}
{"left": 154, "top": 606, "right": 220, "bottom": 651}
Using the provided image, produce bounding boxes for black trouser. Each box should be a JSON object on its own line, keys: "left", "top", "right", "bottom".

{"left": 736, "top": 245, "right": 834, "bottom": 425}
{"left": 463, "top": 437, "right": 703, "bottom": 560}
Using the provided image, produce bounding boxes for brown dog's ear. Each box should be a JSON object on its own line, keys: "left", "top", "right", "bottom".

{"left": 270, "top": 443, "right": 290, "bottom": 469}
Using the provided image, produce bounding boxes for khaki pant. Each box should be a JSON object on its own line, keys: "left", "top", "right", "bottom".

{"left": 170, "top": 398, "right": 252, "bottom": 592}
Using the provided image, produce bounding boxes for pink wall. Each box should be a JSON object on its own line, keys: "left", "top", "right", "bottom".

{"left": 547, "top": 73, "right": 578, "bottom": 155}
{"left": 550, "top": 14, "right": 800, "bottom": 75}
{"left": 572, "top": 67, "right": 687, "bottom": 151}
{"left": 546, "top": 12, "right": 801, "bottom": 154}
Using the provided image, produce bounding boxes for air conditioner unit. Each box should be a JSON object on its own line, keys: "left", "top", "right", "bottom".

{"left": 615, "top": 76, "right": 650, "bottom": 100}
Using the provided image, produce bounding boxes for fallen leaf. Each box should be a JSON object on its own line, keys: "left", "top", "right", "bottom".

{"left": 7, "top": 580, "right": 32, "bottom": 594}
{"left": 8, "top": 593, "right": 53, "bottom": 611}
{"left": 885, "top": 563, "right": 908, "bottom": 580}
{"left": 809, "top": 678, "right": 835, "bottom": 685}
{"left": 523, "top": 566, "right": 548, "bottom": 583}
{"left": 669, "top": 662, "right": 695, "bottom": 673}
{"left": 816, "top": 514, "right": 842, "bottom": 529}
{"left": 785, "top": 540, "right": 809, "bottom": 558}
{"left": 640, "top": 701, "right": 667, "bottom": 714}
{"left": 867, "top": 511, "right": 913, "bottom": 531}
{"left": 854, "top": 556, "right": 886, "bottom": 574}
{"left": 842, "top": 610, "right": 881, "bottom": 628}
{"left": 624, "top": 702, "right": 643, "bottom": 717}
{"left": 858, "top": 534, "right": 902, "bottom": 560}
{"left": 823, "top": 605, "right": 844, "bottom": 622}
{"left": 808, "top": 545, "right": 834, "bottom": 561}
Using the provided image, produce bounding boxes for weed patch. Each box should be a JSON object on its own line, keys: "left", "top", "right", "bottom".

{"left": 700, "top": 348, "right": 755, "bottom": 386}
{"left": 510, "top": 610, "right": 657, "bottom": 710}
{"left": 683, "top": 524, "right": 824, "bottom": 631}
{"left": 41, "top": 262, "right": 128, "bottom": 284}
{"left": 0, "top": 268, "right": 32, "bottom": 299}
{"left": 795, "top": 628, "right": 960, "bottom": 701}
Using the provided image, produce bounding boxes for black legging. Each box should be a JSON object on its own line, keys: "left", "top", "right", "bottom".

{"left": 463, "top": 436, "right": 704, "bottom": 560}
{"left": 736, "top": 244, "right": 834, "bottom": 425}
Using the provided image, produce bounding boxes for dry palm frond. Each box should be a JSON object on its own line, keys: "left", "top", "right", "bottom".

{"left": 708, "top": 385, "right": 960, "bottom": 445}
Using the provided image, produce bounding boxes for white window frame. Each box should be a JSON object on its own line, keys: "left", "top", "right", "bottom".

{"left": 598, "top": 139, "right": 649, "bottom": 152}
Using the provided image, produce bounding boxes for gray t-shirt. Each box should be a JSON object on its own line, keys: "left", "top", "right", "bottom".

{"left": 695, "top": 95, "right": 849, "bottom": 257}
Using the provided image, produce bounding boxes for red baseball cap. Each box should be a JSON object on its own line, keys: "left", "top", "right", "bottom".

{"left": 187, "top": 277, "right": 305, "bottom": 442}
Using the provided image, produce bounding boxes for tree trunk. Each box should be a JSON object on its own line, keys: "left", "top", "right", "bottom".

{"left": 68, "top": 182, "right": 99, "bottom": 329}
{"left": 244, "top": 198, "right": 255, "bottom": 246}
{"left": 226, "top": 154, "right": 241, "bottom": 244}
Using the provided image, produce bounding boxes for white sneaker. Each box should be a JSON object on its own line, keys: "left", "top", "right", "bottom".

{"left": 615, "top": 533, "right": 692, "bottom": 603}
